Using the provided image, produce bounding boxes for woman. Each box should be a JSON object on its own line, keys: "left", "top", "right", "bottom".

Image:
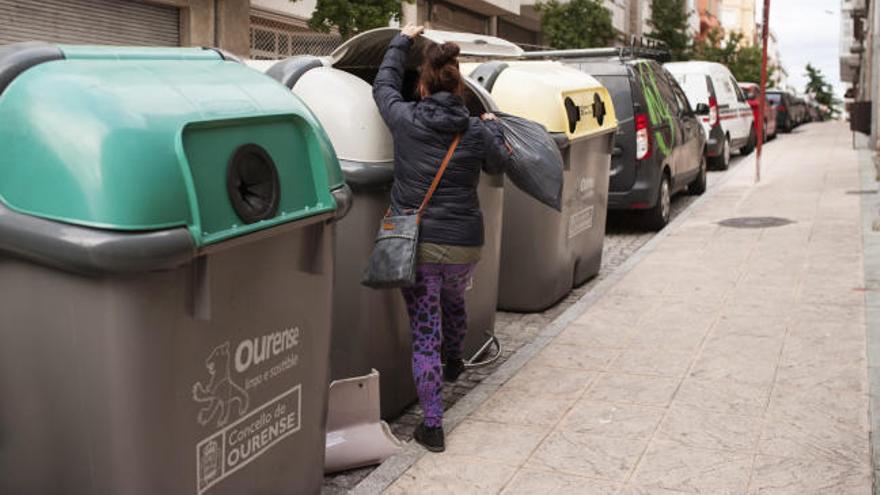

{"left": 373, "top": 25, "right": 510, "bottom": 452}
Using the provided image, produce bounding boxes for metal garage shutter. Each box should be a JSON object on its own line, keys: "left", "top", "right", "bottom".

{"left": 0, "top": 0, "right": 179, "bottom": 46}
{"left": 427, "top": 1, "right": 489, "bottom": 34}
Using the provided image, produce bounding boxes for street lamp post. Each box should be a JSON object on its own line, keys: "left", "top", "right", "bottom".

{"left": 757, "top": 0, "right": 771, "bottom": 183}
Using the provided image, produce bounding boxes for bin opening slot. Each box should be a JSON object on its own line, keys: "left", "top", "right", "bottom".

{"left": 226, "top": 143, "right": 281, "bottom": 225}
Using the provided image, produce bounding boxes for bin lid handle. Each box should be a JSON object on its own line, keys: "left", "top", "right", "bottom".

{"left": 0, "top": 42, "right": 64, "bottom": 96}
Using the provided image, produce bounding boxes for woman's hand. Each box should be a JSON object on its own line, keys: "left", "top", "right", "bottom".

{"left": 401, "top": 25, "right": 425, "bottom": 39}
{"left": 480, "top": 112, "right": 498, "bottom": 121}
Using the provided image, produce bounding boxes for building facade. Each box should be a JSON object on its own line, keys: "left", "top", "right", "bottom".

{"left": 250, "top": 0, "right": 346, "bottom": 58}
{"left": 629, "top": 0, "right": 700, "bottom": 42}
{"left": 634, "top": 0, "right": 699, "bottom": 43}
{"left": 250, "top": 0, "right": 653, "bottom": 56}
{"left": 718, "top": 0, "right": 755, "bottom": 44}
{"left": 605, "top": 0, "right": 630, "bottom": 38}
{"left": 639, "top": 0, "right": 652, "bottom": 37}
{"left": 251, "top": 0, "right": 541, "bottom": 54}
{"left": 697, "top": 0, "right": 722, "bottom": 40}
{"left": 0, "top": 0, "right": 252, "bottom": 55}
{"left": 841, "top": 0, "right": 864, "bottom": 86}
{"left": 686, "top": 0, "right": 701, "bottom": 37}
{"left": 0, "top": 0, "right": 665, "bottom": 60}
{"left": 767, "top": 29, "right": 787, "bottom": 87}
{"left": 404, "top": 0, "right": 646, "bottom": 48}
{"left": 840, "top": 0, "right": 877, "bottom": 147}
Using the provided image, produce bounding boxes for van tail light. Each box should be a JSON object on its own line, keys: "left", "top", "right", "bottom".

{"left": 777, "top": 105, "right": 786, "bottom": 112}
{"left": 708, "top": 96, "right": 719, "bottom": 127}
{"left": 635, "top": 113, "right": 652, "bottom": 161}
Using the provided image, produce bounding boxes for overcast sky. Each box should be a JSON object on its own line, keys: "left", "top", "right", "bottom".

{"left": 758, "top": 0, "right": 843, "bottom": 96}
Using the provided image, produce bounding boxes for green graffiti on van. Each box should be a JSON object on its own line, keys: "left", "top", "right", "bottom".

{"left": 635, "top": 61, "right": 676, "bottom": 156}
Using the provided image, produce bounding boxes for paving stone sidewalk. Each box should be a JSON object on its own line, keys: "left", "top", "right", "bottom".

{"left": 323, "top": 136, "right": 741, "bottom": 494}
{"left": 359, "top": 121, "right": 871, "bottom": 494}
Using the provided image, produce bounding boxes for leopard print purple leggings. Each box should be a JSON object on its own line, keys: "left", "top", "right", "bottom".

{"left": 401, "top": 262, "right": 476, "bottom": 427}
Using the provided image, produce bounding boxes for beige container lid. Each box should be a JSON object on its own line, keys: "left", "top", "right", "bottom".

{"left": 462, "top": 61, "right": 618, "bottom": 141}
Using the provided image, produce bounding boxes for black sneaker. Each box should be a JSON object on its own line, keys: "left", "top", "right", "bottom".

{"left": 443, "top": 358, "right": 465, "bottom": 383}
{"left": 413, "top": 422, "right": 445, "bottom": 452}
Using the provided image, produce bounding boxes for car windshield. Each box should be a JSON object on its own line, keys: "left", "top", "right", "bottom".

{"left": 668, "top": 72, "right": 709, "bottom": 106}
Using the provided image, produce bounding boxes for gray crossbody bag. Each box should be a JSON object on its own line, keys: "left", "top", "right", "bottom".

{"left": 362, "top": 134, "right": 462, "bottom": 289}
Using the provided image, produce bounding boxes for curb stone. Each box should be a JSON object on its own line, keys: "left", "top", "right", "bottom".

{"left": 859, "top": 148, "right": 880, "bottom": 493}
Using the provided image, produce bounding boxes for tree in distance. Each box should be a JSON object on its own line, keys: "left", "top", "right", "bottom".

{"left": 804, "top": 63, "right": 840, "bottom": 119}
{"left": 303, "top": 0, "right": 414, "bottom": 39}
{"left": 648, "top": 0, "right": 691, "bottom": 61}
{"left": 537, "top": 0, "right": 616, "bottom": 49}
{"left": 693, "top": 29, "right": 779, "bottom": 85}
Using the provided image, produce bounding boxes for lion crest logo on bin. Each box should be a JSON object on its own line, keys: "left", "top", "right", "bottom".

{"left": 192, "top": 342, "right": 250, "bottom": 427}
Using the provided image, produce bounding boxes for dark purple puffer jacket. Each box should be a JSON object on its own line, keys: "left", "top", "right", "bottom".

{"left": 372, "top": 34, "right": 510, "bottom": 247}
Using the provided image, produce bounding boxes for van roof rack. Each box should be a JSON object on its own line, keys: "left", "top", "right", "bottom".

{"left": 522, "top": 36, "right": 671, "bottom": 63}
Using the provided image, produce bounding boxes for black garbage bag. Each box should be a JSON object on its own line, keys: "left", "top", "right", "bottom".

{"left": 496, "top": 112, "right": 564, "bottom": 211}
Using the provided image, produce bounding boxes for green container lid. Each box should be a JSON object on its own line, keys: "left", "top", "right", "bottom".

{"left": 0, "top": 45, "right": 345, "bottom": 246}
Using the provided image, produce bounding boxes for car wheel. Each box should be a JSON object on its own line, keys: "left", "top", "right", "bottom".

{"left": 643, "top": 173, "right": 671, "bottom": 231}
{"left": 688, "top": 155, "right": 707, "bottom": 196}
{"left": 740, "top": 129, "right": 756, "bottom": 155}
{"left": 709, "top": 137, "right": 730, "bottom": 170}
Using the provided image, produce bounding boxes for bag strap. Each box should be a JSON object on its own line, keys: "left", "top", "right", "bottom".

{"left": 417, "top": 133, "right": 461, "bottom": 221}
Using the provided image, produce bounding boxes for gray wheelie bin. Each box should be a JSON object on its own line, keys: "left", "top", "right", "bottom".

{"left": 265, "top": 28, "right": 510, "bottom": 421}
{"left": 465, "top": 60, "right": 618, "bottom": 311}
{"left": 265, "top": 60, "right": 414, "bottom": 421}
{"left": 0, "top": 43, "right": 351, "bottom": 495}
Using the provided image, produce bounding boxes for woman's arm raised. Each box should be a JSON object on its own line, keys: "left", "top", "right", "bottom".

{"left": 372, "top": 26, "right": 423, "bottom": 130}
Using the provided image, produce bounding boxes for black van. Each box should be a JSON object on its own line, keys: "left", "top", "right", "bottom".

{"left": 536, "top": 53, "right": 706, "bottom": 230}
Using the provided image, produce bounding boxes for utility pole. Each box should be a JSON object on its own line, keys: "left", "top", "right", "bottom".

{"left": 756, "top": 0, "right": 771, "bottom": 183}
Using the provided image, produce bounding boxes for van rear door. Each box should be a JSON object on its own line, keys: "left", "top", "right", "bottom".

{"left": 670, "top": 72, "right": 710, "bottom": 107}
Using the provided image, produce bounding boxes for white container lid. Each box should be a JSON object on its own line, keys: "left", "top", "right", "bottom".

{"left": 330, "top": 27, "right": 524, "bottom": 70}
{"left": 292, "top": 66, "right": 393, "bottom": 163}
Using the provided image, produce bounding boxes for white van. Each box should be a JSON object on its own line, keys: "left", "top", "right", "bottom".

{"left": 664, "top": 61, "right": 755, "bottom": 170}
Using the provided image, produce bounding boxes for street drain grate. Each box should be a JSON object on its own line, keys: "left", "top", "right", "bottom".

{"left": 718, "top": 216, "right": 795, "bottom": 229}
{"left": 846, "top": 189, "right": 878, "bottom": 195}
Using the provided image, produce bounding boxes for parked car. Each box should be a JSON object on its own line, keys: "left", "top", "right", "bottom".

{"left": 738, "top": 82, "right": 778, "bottom": 141}
{"left": 766, "top": 90, "right": 799, "bottom": 132}
{"left": 807, "top": 101, "right": 822, "bottom": 122}
{"left": 792, "top": 96, "right": 810, "bottom": 125}
{"left": 558, "top": 55, "right": 706, "bottom": 230}
{"left": 665, "top": 61, "right": 755, "bottom": 170}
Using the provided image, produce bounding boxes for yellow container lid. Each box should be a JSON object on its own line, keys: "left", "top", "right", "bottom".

{"left": 463, "top": 61, "right": 617, "bottom": 141}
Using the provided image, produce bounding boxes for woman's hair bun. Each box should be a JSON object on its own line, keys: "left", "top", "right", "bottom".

{"left": 420, "top": 41, "right": 464, "bottom": 96}
{"left": 434, "top": 42, "right": 460, "bottom": 67}
{"left": 426, "top": 42, "right": 460, "bottom": 68}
